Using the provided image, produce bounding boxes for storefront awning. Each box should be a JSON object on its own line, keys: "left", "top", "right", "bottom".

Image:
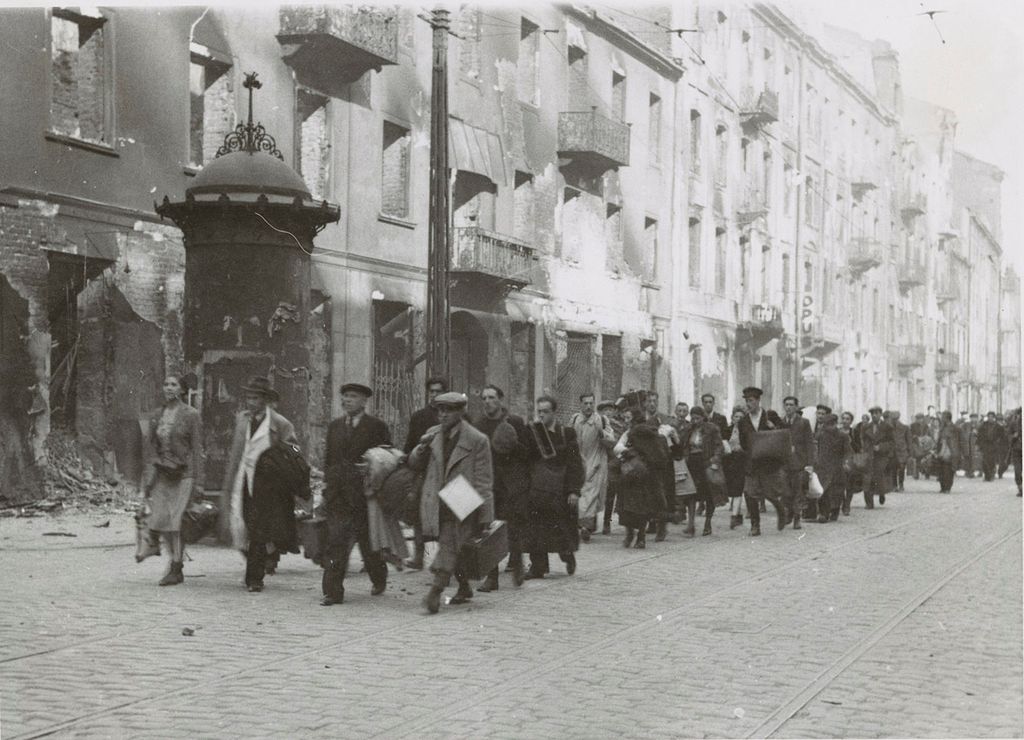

{"left": 449, "top": 118, "right": 507, "bottom": 187}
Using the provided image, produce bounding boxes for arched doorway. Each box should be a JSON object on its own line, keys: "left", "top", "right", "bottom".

{"left": 450, "top": 310, "right": 488, "bottom": 418}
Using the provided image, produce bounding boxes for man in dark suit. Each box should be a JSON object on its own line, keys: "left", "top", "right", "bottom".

{"left": 814, "top": 414, "right": 851, "bottom": 522}
{"left": 737, "top": 387, "right": 788, "bottom": 536}
{"left": 977, "top": 411, "right": 1007, "bottom": 482}
{"left": 860, "top": 406, "right": 895, "bottom": 508}
{"left": 700, "top": 393, "right": 729, "bottom": 439}
{"left": 320, "top": 382, "right": 392, "bottom": 606}
{"left": 402, "top": 377, "right": 447, "bottom": 569}
{"left": 778, "top": 396, "right": 815, "bottom": 530}
{"left": 889, "top": 411, "right": 911, "bottom": 491}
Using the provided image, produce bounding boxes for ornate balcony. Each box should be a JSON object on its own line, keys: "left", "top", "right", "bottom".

{"left": 736, "top": 186, "right": 767, "bottom": 226}
{"left": 847, "top": 238, "right": 883, "bottom": 278}
{"left": 896, "top": 344, "right": 926, "bottom": 369}
{"left": 935, "top": 278, "right": 960, "bottom": 303}
{"left": 451, "top": 226, "right": 535, "bottom": 292}
{"left": 897, "top": 257, "right": 927, "bottom": 290}
{"left": 278, "top": 6, "right": 398, "bottom": 87}
{"left": 901, "top": 192, "right": 927, "bottom": 219}
{"left": 740, "top": 90, "right": 779, "bottom": 130}
{"left": 802, "top": 319, "right": 843, "bottom": 359}
{"left": 936, "top": 351, "right": 959, "bottom": 375}
{"left": 557, "top": 109, "right": 631, "bottom": 171}
{"left": 737, "top": 303, "right": 784, "bottom": 348}
{"left": 851, "top": 172, "right": 879, "bottom": 200}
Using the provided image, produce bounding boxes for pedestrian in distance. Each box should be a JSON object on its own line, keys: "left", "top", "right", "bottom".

{"left": 995, "top": 413, "right": 1011, "bottom": 479}
{"left": 402, "top": 376, "right": 447, "bottom": 570}
{"left": 723, "top": 405, "right": 748, "bottom": 529}
{"left": 736, "top": 387, "right": 788, "bottom": 536}
{"left": 1007, "top": 407, "right": 1023, "bottom": 496}
{"left": 814, "top": 414, "right": 851, "bottom": 522}
{"left": 614, "top": 407, "right": 671, "bottom": 548}
{"left": 778, "top": 396, "right": 814, "bottom": 530}
{"left": 935, "top": 411, "right": 961, "bottom": 493}
{"left": 890, "top": 411, "right": 911, "bottom": 492}
{"left": 221, "top": 375, "right": 299, "bottom": 592}
{"left": 700, "top": 393, "right": 730, "bottom": 439}
{"left": 140, "top": 374, "right": 203, "bottom": 586}
{"left": 472, "top": 384, "right": 529, "bottom": 591}
{"left": 909, "top": 412, "right": 934, "bottom": 480}
{"left": 408, "top": 392, "right": 494, "bottom": 614}
{"left": 319, "top": 383, "right": 391, "bottom": 606}
{"left": 523, "top": 396, "right": 584, "bottom": 578}
{"left": 599, "top": 400, "right": 625, "bottom": 535}
{"left": 569, "top": 393, "right": 617, "bottom": 542}
{"left": 977, "top": 411, "right": 1007, "bottom": 483}
{"left": 678, "top": 406, "right": 725, "bottom": 536}
{"left": 860, "top": 406, "right": 895, "bottom": 509}
{"left": 838, "top": 411, "right": 862, "bottom": 515}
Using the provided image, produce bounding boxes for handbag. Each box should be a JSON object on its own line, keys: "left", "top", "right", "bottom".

{"left": 848, "top": 451, "right": 871, "bottom": 473}
{"left": 619, "top": 449, "right": 649, "bottom": 481}
{"left": 459, "top": 521, "right": 509, "bottom": 580}
{"left": 938, "top": 440, "right": 953, "bottom": 463}
{"left": 749, "top": 430, "right": 791, "bottom": 463}
{"left": 181, "top": 500, "right": 219, "bottom": 544}
{"left": 807, "top": 472, "right": 824, "bottom": 499}
{"left": 134, "top": 505, "right": 160, "bottom": 563}
{"left": 705, "top": 464, "right": 728, "bottom": 507}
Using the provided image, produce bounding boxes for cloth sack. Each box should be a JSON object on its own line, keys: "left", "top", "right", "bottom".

{"left": 181, "top": 500, "right": 219, "bottom": 544}
{"left": 134, "top": 505, "right": 160, "bottom": 563}
{"left": 807, "top": 472, "right": 824, "bottom": 499}
{"left": 705, "top": 465, "right": 728, "bottom": 507}
{"left": 847, "top": 451, "right": 871, "bottom": 473}
{"left": 938, "top": 440, "right": 954, "bottom": 463}
{"left": 490, "top": 420, "right": 520, "bottom": 455}
{"left": 749, "top": 430, "right": 791, "bottom": 463}
{"left": 619, "top": 449, "right": 649, "bottom": 481}
{"left": 379, "top": 465, "right": 422, "bottom": 520}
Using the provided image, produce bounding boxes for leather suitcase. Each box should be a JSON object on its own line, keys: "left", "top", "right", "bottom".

{"left": 298, "top": 517, "right": 328, "bottom": 566}
{"left": 750, "top": 429, "right": 791, "bottom": 463}
{"left": 459, "top": 520, "right": 509, "bottom": 580}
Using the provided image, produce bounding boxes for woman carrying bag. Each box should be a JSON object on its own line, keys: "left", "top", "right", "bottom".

{"left": 723, "top": 406, "right": 748, "bottom": 529}
{"left": 613, "top": 408, "right": 671, "bottom": 549}
{"left": 839, "top": 412, "right": 863, "bottom": 516}
{"left": 140, "top": 375, "right": 203, "bottom": 586}
{"left": 679, "top": 406, "right": 726, "bottom": 537}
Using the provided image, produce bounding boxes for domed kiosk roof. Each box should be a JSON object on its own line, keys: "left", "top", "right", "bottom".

{"left": 189, "top": 151, "right": 312, "bottom": 200}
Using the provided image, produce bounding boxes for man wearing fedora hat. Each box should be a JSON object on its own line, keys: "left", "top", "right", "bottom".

{"left": 221, "top": 376, "right": 299, "bottom": 591}
{"left": 320, "top": 382, "right": 392, "bottom": 606}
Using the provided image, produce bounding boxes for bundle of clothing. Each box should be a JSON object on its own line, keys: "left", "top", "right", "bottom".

{"left": 361, "top": 446, "right": 410, "bottom": 566}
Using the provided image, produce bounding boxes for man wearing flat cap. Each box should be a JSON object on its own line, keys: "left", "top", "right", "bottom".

{"left": 859, "top": 405, "right": 895, "bottom": 509}
{"left": 736, "top": 386, "right": 788, "bottom": 536}
{"left": 320, "top": 382, "right": 392, "bottom": 606}
{"left": 221, "top": 376, "right": 299, "bottom": 591}
{"left": 408, "top": 391, "right": 494, "bottom": 614}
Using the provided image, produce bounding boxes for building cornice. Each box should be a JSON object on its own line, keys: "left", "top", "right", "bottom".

{"left": 751, "top": 3, "right": 898, "bottom": 128}
{"left": 563, "top": 5, "right": 685, "bottom": 81}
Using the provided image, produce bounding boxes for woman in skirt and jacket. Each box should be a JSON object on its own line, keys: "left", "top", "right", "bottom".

{"left": 614, "top": 408, "right": 672, "bottom": 549}
{"left": 723, "top": 405, "right": 748, "bottom": 529}
{"left": 839, "top": 411, "right": 862, "bottom": 516}
{"left": 678, "top": 406, "right": 725, "bottom": 536}
{"left": 142, "top": 375, "right": 203, "bottom": 586}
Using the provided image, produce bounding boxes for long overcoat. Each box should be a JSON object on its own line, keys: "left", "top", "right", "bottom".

{"left": 524, "top": 423, "right": 584, "bottom": 552}
{"left": 859, "top": 420, "right": 895, "bottom": 495}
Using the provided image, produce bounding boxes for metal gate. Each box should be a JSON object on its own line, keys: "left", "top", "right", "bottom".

{"left": 550, "top": 331, "right": 595, "bottom": 423}
{"left": 371, "top": 354, "right": 417, "bottom": 449}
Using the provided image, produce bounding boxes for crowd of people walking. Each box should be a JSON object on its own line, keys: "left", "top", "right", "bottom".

{"left": 137, "top": 372, "right": 1024, "bottom": 615}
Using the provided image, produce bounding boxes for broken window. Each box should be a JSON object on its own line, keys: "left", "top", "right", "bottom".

{"left": 611, "top": 71, "right": 626, "bottom": 122}
{"left": 605, "top": 203, "right": 623, "bottom": 270}
{"left": 689, "top": 109, "right": 701, "bottom": 173}
{"left": 644, "top": 217, "right": 658, "bottom": 282}
{"left": 457, "top": 9, "right": 481, "bottom": 81}
{"left": 381, "top": 120, "right": 411, "bottom": 218}
{"left": 715, "top": 124, "right": 728, "bottom": 187}
{"left": 601, "top": 334, "right": 623, "bottom": 401}
{"left": 648, "top": 93, "right": 661, "bottom": 165}
{"left": 295, "top": 87, "right": 329, "bottom": 201}
{"left": 189, "top": 48, "right": 233, "bottom": 167}
{"left": 50, "top": 7, "right": 109, "bottom": 143}
{"left": 568, "top": 44, "right": 588, "bottom": 110}
{"left": 688, "top": 216, "right": 701, "bottom": 288}
{"left": 513, "top": 170, "right": 536, "bottom": 244}
{"left": 715, "top": 226, "right": 726, "bottom": 294}
{"left": 517, "top": 18, "right": 540, "bottom": 106}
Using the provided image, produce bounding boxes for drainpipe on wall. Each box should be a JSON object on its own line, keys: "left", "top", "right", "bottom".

{"left": 792, "top": 53, "right": 805, "bottom": 400}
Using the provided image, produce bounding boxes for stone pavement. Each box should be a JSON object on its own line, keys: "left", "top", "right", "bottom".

{"left": 1, "top": 475, "right": 1020, "bottom": 739}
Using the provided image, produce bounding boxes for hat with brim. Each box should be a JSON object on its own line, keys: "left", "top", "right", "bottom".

{"left": 340, "top": 383, "right": 373, "bottom": 398}
{"left": 742, "top": 387, "right": 763, "bottom": 399}
{"left": 241, "top": 376, "right": 279, "bottom": 402}
{"left": 433, "top": 391, "right": 468, "bottom": 409}
{"left": 597, "top": 400, "right": 617, "bottom": 411}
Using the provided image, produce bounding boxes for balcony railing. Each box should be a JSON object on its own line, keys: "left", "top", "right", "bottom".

{"left": 851, "top": 171, "right": 879, "bottom": 200}
{"left": 736, "top": 187, "right": 767, "bottom": 225}
{"left": 901, "top": 192, "right": 927, "bottom": 218}
{"left": 740, "top": 90, "right": 779, "bottom": 128}
{"left": 278, "top": 6, "right": 398, "bottom": 84}
{"left": 452, "top": 226, "right": 535, "bottom": 289}
{"left": 897, "top": 257, "right": 927, "bottom": 290}
{"left": 935, "top": 278, "right": 960, "bottom": 303}
{"left": 848, "top": 238, "right": 883, "bottom": 277}
{"left": 737, "top": 303, "right": 784, "bottom": 348}
{"left": 557, "top": 109, "right": 631, "bottom": 170}
{"left": 802, "top": 318, "right": 843, "bottom": 359}
{"left": 896, "top": 344, "right": 926, "bottom": 368}
{"left": 936, "top": 351, "right": 959, "bottom": 375}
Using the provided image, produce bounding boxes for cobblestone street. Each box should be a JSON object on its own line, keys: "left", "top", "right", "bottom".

{"left": 1, "top": 475, "right": 1020, "bottom": 739}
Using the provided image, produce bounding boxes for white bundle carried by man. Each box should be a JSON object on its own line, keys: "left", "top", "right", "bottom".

{"left": 360, "top": 446, "right": 408, "bottom": 560}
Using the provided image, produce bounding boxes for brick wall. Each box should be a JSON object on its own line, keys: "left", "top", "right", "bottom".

{"left": 49, "top": 15, "right": 107, "bottom": 142}
{"left": 297, "top": 89, "right": 329, "bottom": 201}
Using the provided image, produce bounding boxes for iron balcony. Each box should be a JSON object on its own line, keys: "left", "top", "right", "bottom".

{"left": 451, "top": 226, "right": 535, "bottom": 290}
{"left": 557, "top": 109, "right": 631, "bottom": 170}
{"left": 278, "top": 6, "right": 399, "bottom": 84}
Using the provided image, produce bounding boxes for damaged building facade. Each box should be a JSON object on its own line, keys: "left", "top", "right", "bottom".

{"left": 1, "top": 3, "right": 1018, "bottom": 500}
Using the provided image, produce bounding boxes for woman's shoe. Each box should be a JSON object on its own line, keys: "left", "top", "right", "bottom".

{"left": 622, "top": 527, "right": 635, "bottom": 548}
{"left": 730, "top": 514, "right": 743, "bottom": 530}
{"left": 702, "top": 522, "right": 712, "bottom": 536}
{"left": 634, "top": 530, "right": 647, "bottom": 549}
{"left": 565, "top": 553, "right": 576, "bottom": 575}
{"left": 601, "top": 522, "right": 612, "bottom": 535}
{"left": 655, "top": 521, "right": 668, "bottom": 542}
{"left": 477, "top": 574, "right": 499, "bottom": 592}
{"left": 423, "top": 586, "right": 443, "bottom": 614}
{"left": 684, "top": 522, "right": 695, "bottom": 537}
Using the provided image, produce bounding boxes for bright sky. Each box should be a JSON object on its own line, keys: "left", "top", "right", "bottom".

{"left": 788, "top": 0, "right": 1024, "bottom": 273}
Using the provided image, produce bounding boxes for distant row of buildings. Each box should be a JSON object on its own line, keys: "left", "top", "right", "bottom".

{"left": 0, "top": 3, "right": 1019, "bottom": 496}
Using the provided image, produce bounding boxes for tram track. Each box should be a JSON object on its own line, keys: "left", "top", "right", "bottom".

{"left": 5, "top": 494, "right": 1005, "bottom": 739}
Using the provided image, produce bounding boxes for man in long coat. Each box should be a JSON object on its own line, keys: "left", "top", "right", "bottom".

{"left": 936, "top": 411, "right": 962, "bottom": 493}
{"left": 977, "top": 411, "right": 1007, "bottom": 483}
{"left": 220, "top": 376, "right": 298, "bottom": 589}
{"left": 814, "top": 414, "right": 851, "bottom": 522}
{"left": 472, "top": 384, "right": 530, "bottom": 590}
{"left": 737, "top": 387, "right": 788, "bottom": 536}
{"left": 320, "top": 382, "right": 391, "bottom": 606}
{"left": 860, "top": 406, "right": 895, "bottom": 508}
{"left": 569, "top": 393, "right": 616, "bottom": 542}
{"left": 402, "top": 377, "right": 447, "bottom": 570}
{"left": 408, "top": 392, "right": 493, "bottom": 614}
{"left": 890, "top": 411, "right": 911, "bottom": 492}
{"left": 524, "top": 396, "right": 584, "bottom": 578}
{"left": 778, "top": 396, "right": 815, "bottom": 530}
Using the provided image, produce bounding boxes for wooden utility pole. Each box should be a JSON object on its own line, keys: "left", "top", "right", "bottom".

{"left": 426, "top": 7, "right": 451, "bottom": 384}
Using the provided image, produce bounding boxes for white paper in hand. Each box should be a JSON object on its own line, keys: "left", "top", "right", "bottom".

{"left": 438, "top": 474, "right": 484, "bottom": 521}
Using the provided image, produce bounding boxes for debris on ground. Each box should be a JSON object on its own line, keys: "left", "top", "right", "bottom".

{"left": 94, "top": 520, "right": 111, "bottom": 528}
{"left": 41, "top": 532, "right": 77, "bottom": 537}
